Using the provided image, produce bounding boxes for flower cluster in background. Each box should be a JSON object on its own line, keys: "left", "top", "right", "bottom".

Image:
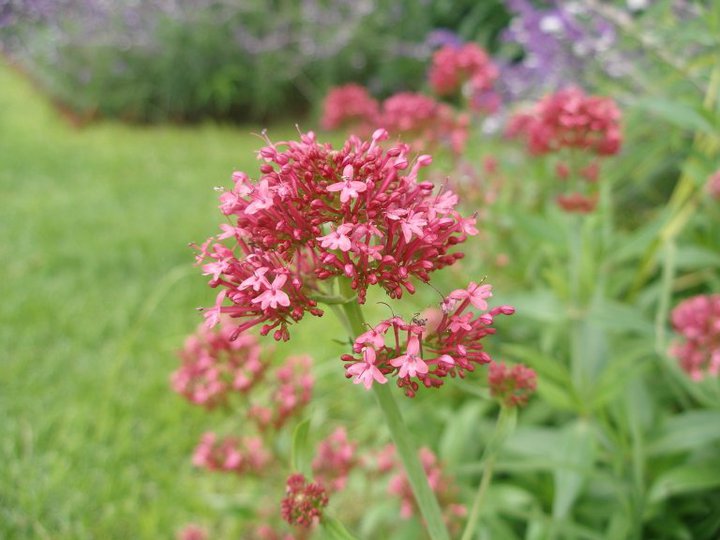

{"left": 321, "top": 86, "right": 471, "bottom": 156}
{"left": 506, "top": 86, "right": 622, "bottom": 212}
{"left": 487, "top": 361, "right": 537, "bottom": 407}
{"left": 385, "top": 446, "right": 467, "bottom": 533}
{"left": 171, "top": 321, "right": 266, "bottom": 408}
{"left": 670, "top": 294, "right": 720, "bottom": 381}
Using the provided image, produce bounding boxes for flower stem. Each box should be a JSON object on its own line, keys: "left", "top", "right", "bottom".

{"left": 339, "top": 292, "right": 450, "bottom": 540}
{"left": 460, "top": 406, "right": 517, "bottom": 540}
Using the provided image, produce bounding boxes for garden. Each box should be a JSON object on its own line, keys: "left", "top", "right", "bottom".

{"left": 1, "top": 1, "right": 720, "bottom": 539}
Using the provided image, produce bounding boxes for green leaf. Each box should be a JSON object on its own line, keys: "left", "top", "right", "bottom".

{"left": 648, "top": 461, "right": 720, "bottom": 503}
{"left": 587, "top": 300, "right": 654, "bottom": 335}
{"left": 648, "top": 410, "right": 720, "bottom": 456}
{"left": 674, "top": 245, "right": 720, "bottom": 270}
{"left": 553, "top": 420, "right": 595, "bottom": 521}
{"left": 321, "top": 516, "right": 359, "bottom": 540}
{"left": 291, "top": 418, "right": 312, "bottom": 476}
{"left": 500, "top": 344, "right": 571, "bottom": 385}
{"left": 632, "top": 98, "right": 717, "bottom": 135}
{"left": 537, "top": 378, "right": 577, "bottom": 411}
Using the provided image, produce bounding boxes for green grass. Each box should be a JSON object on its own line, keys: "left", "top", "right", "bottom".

{"left": 0, "top": 62, "right": 343, "bottom": 539}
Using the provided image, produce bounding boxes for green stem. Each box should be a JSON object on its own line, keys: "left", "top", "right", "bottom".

{"left": 654, "top": 242, "right": 677, "bottom": 355}
{"left": 339, "top": 291, "right": 450, "bottom": 540}
{"left": 568, "top": 215, "right": 585, "bottom": 393}
{"left": 461, "top": 406, "right": 517, "bottom": 540}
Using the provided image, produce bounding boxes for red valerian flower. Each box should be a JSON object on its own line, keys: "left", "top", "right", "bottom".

{"left": 192, "top": 432, "right": 271, "bottom": 474}
{"left": 487, "top": 361, "right": 537, "bottom": 407}
{"left": 321, "top": 84, "right": 380, "bottom": 136}
{"left": 280, "top": 474, "right": 329, "bottom": 527}
{"left": 669, "top": 294, "right": 720, "bottom": 381}
{"left": 507, "top": 87, "right": 621, "bottom": 156}
{"left": 380, "top": 92, "right": 470, "bottom": 155}
{"left": 195, "top": 129, "right": 477, "bottom": 341}
{"left": 429, "top": 43, "right": 499, "bottom": 98}
{"left": 385, "top": 446, "right": 467, "bottom": 531}
{"left": 506, "top": 87, "right": 621, "bottom": 214}
{"left": 342, "top": 283, "right": 514, "bottom": 396}
{"left": 312, "top": 427, "right": 359, "bottom": 493}
{"left": 706, "top": 170, "right": 720, "bottom": 200}
{"left": 171, "top": 319, "right": 267, "bottom": 408}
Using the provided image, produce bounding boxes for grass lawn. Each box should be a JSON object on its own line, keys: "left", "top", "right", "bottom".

{"left": 0, "top": 62, "right": 351, "bottom": 539}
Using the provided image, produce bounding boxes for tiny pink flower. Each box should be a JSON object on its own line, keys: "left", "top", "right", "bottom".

{"left": 239, "top": 266, "right": 270, "bottom": 291}
{"left": 326, "top": 165, "right": 367, "bottom": 203}
{"left": 252, "top": 274, "right": 291, "bottom": 310}
{"left": 317, "top": 224, "right": 354, "bottom": 252}
{"left": 347, "top": 347, "right": 388, "bottom": 389}
{"left": 390, "top": 335, "right": 429, "bottom": 378}
{"left": 449, "top": 282, "right": 493, "bottom": 310}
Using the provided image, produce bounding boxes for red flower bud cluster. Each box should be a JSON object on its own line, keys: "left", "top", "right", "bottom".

{"left": 192, "top": 432, "right": 271, "bottom": 474}
{"left": 706, "top": 170, "right": 720, "bottom": 200}
{"left": 311, "top": 427, "right": 359, "bottom": 493}
{"left": 429, "top": 43, "right": 499, "bottom": 99}
{"left": 342, "top": 283, "right": 514, "bottom": 397}
{"left": 669, "top": 294, "right": 720, "bottom": 381}
{"left": 196, "top": 129, "right": 477, "bottom": 341}
{"left": 385, "top": 446, "right": 466, "bottom": 531}
{"left": 171, "top": 319, "right": 266, "bottom": 408}
{"left": 487, "top": 361, "right": 537, "bottom": 407}
{"left": 506, "top": 87, "right": 622, "bottom": 213}
{"left": 248, "top": 355, "right": 314, "bottom": 430}
{"left": 321, "top": 84, "right": 379, "bottom": 136}
{"left": 381, "top": 92, "right": 470, "bottom": 155}
{"left": 280, "top": 474, "right": 329, "bottom": 528}
{"left": 507, "top": 87, "right": 621, "bottom": 156}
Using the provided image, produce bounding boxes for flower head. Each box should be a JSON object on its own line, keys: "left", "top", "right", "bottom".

{"left": 429, "top": 43, "right": 499, "bottom": 97}
{"left": 192, "top": 432, "right": 271, "bottom": 474}
{"left": 669, "top": 294, "right": 720, "bottom": 381}
{"left": 280, "top": 473, "right": 329, "bottom": 528}
{"left": 171, "top": 319, "right": 267, "bottom": 408}
{"left": 385, "top": 446, "right": 466, "bottom": 530}
{"left": 487, "top": 361, "right": 537, "bottom": 407}
{"left": 321, "top": 84, "right": 380, "bottom": 136}
{"left": 706, "top": 170, "right": 720, "bottom": 200}
{"left": 342, "top": 283, "right": 514, "bottom": 396}
{"left": 196, "top": 130, "right": 476, "bottom": 341}
{"left": 312, "top": 427, "right": 359, "bottom": 493}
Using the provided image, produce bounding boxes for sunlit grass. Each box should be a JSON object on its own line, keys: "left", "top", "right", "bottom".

{"left": 0, "top": 62, "right": 337, "bottom": 539}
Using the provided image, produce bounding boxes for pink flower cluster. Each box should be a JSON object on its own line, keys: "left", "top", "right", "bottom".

{"left": 320, "top": 84, "right": 379, "bottom": 136}
{"left": 171, "top": 319, "right": 266, "bottom": 408}
{"left": 280, "top": 473, "right": 329, "bottom": 528}
{"left": 429, "top": 43, "right": 499, "bottom": 100}
{"left": 248, "top": 355, "right": 313, "bottom": 430}
{"left": 706, "top": 170, "right": 720, "bottom": 200}
{"left": 311, "top": 427, "right": 359, "bottom": 493}
{"left": 192, "top": 432, "right": 271, "bottom": 474}
{"left": 506, "top": 87, "right": 622, "bottom": 213}
{"left": 196, "top": 129, "right": 477, "bottom": 341}
{"left": 386, "top": 446, "right": 466, "bottom": 530}
{"left": 381, "top": 92, "right": 470, "bottom": 155}
{"left": 507, "top": 87, "right": 621, "bottom": 156}
{"left": 669, "top": 294, "right": 720, "bottom": 381}
{"left": 320, "top": 86, "right": 469, "bottom": 155}
{"left": 487, "top": 361, "right": 537, "bottom": 407}
{"left": 343, "top": 282, "right": 514, "bottom": 397}
{"left": 176, "top": 524, "right": 208, "bottom": 540}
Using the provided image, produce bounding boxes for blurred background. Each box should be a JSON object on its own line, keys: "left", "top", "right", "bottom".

{"left": 2, "top": 1, "right": 719, "bottom": 539}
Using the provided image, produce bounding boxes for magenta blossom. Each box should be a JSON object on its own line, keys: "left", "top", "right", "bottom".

{"left": 669, "top": 294, "right": 720, "bottom": 381}
{"left": 194, "top": 129, "right": 477, "bottom": 341}
{"left": 342, "top": 283, "right": 514, "bottom": 397}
